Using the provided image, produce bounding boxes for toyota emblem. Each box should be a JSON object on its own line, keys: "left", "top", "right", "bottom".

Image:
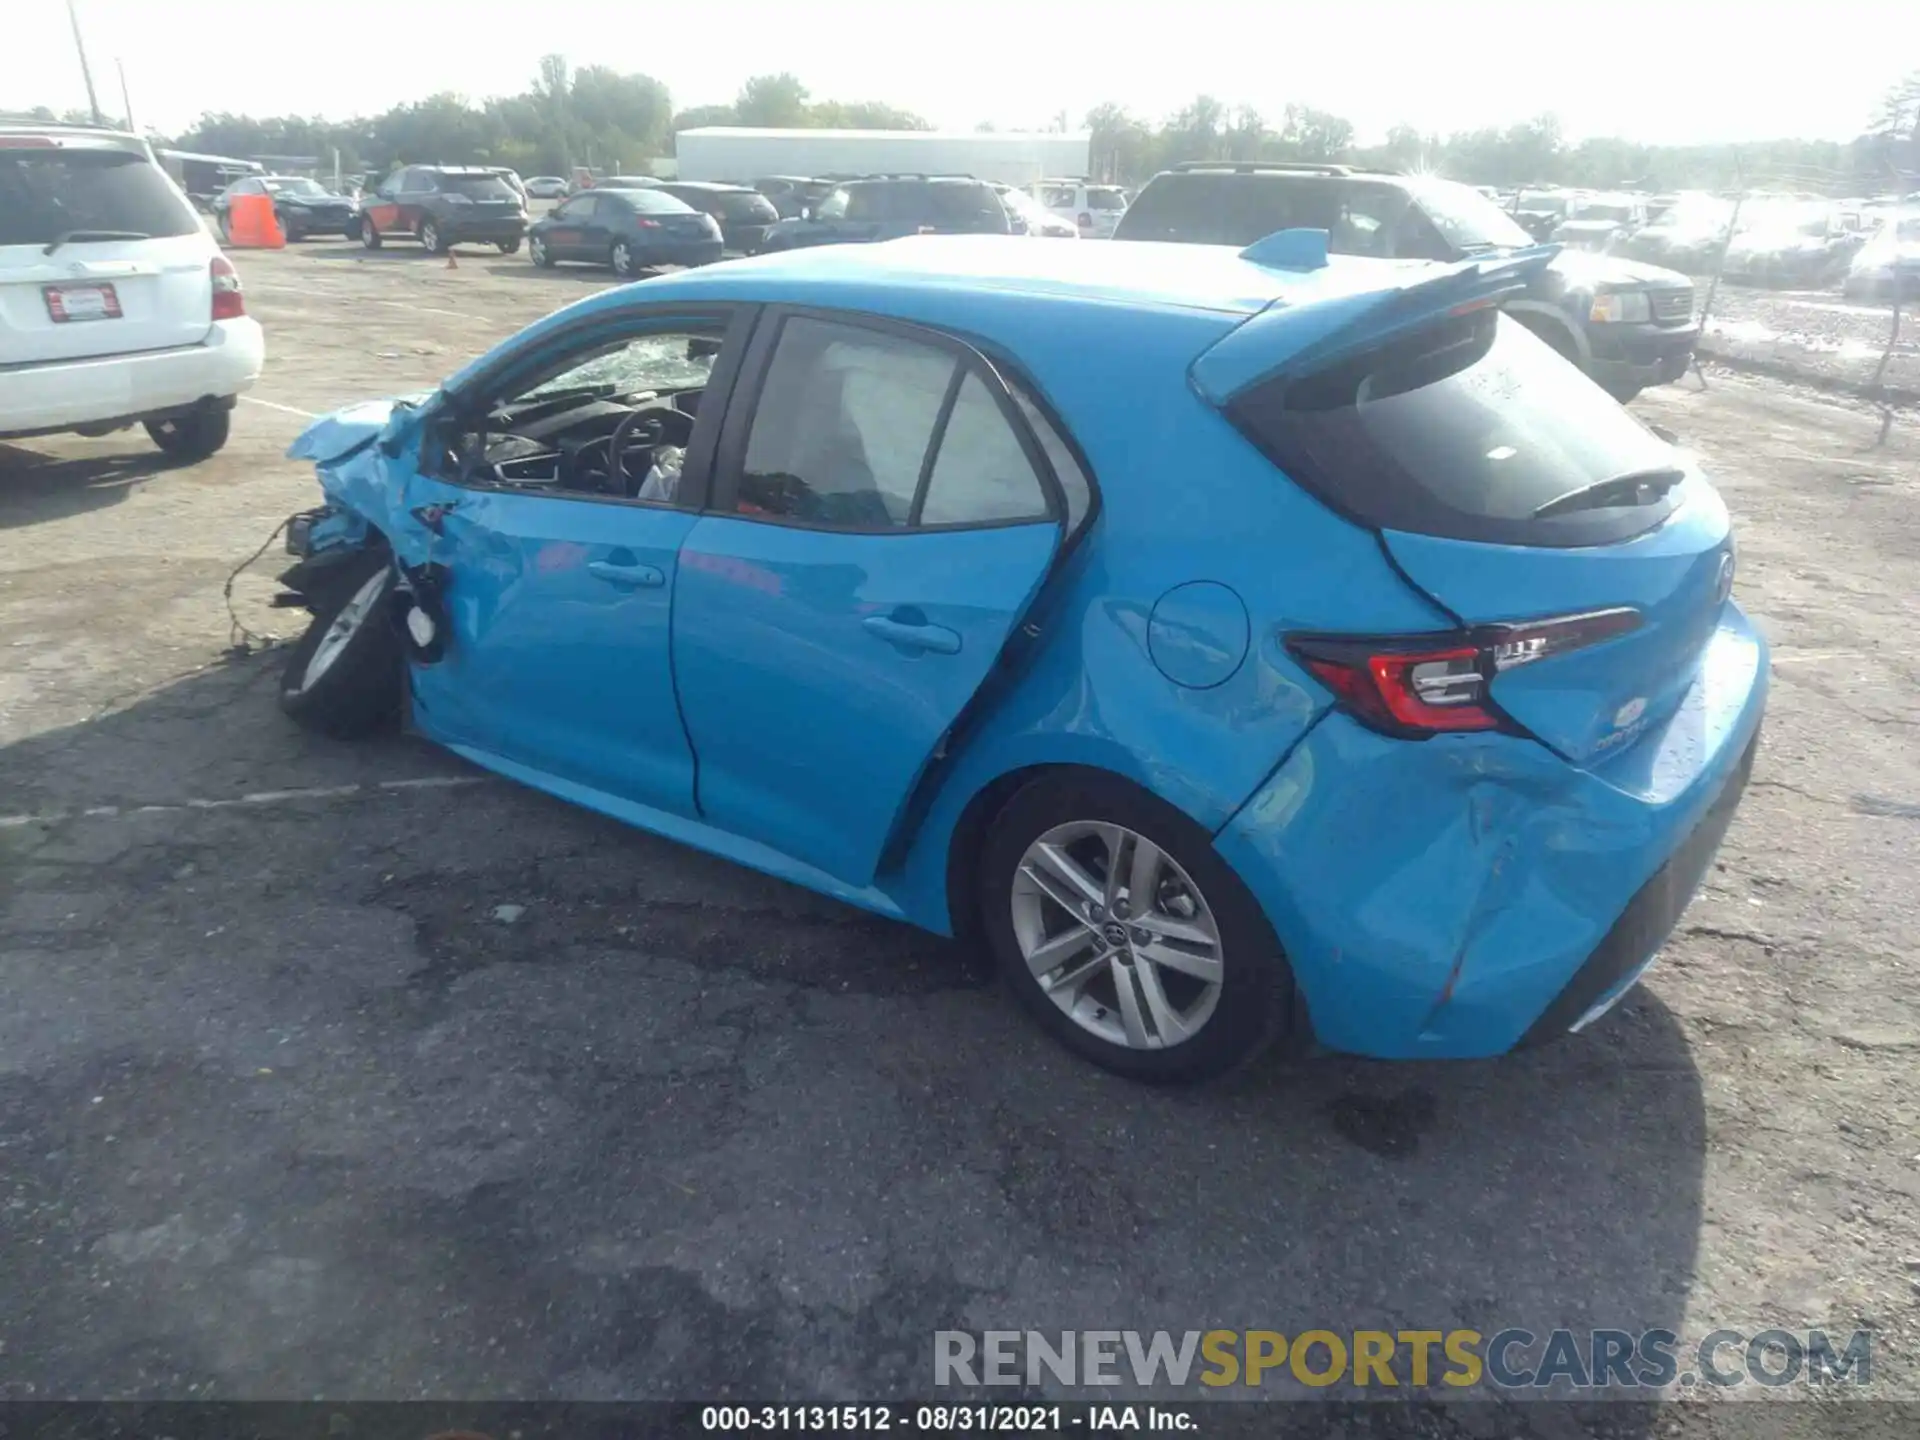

{"left": 1714, "top": 551, "right": 1736, "bottom": 604}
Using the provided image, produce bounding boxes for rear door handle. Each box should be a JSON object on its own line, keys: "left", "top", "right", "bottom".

{"left": 587, "top": 559, "right": 664, "bottom": 588}
{"left": 863, "top": 614, "right": 961, "bottom": 654}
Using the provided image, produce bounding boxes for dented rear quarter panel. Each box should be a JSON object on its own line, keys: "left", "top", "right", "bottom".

{"left": 1215, "top": 608, "right": 1768, "bottom": 1058}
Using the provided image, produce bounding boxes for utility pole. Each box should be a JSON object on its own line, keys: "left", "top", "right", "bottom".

{"left": 116, "top": 57, "right": 135, "bottom": 132}
{"left": 67, "top": 0, "right": 103, "bottom": 125}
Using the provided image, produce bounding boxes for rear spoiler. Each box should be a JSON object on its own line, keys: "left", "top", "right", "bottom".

{"left": 1191, "top": 239, "right": 1561, "bottom": 404}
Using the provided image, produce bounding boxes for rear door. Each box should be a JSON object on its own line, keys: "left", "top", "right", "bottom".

{"left": 671, "top": 309, "right": 1068, "bottom": 886}
{"left": 1214, "top": 303, "right": 1733, "bottom": 767}
{"left": 0, "top": 138, "right": 213, "bottom": 365}
{"left": 394, "top": 168, "right": 435, "bottom": 233}
{"left": 836, "top": 184, "right": 892, "bottom": 243}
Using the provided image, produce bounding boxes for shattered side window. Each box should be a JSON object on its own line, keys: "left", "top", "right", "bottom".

{"left": 522, "top": 332, "right": 721, "bottom": 399}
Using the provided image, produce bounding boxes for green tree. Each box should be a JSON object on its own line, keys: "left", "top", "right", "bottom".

{"left": 734, "top": 73, "right": 810, "bottom": 128}
{"left": 1277, "top": 105, "right": 1352, "bottom": 162}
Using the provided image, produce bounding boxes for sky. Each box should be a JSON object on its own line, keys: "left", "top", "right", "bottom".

{"left": 11, "top": 0, "right": 1913, "bottom": 146}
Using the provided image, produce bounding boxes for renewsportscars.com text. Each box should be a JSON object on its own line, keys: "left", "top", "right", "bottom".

{"left": 934, "top": 1328, "right": 1872, "bottom": 1391}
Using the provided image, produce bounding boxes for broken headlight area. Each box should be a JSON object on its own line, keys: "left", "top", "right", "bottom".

{"left": 389, "top": 561, "right": 453, "bottom": 664}
{"left": 285, "top": 503, "right": 370, "bottom": 559}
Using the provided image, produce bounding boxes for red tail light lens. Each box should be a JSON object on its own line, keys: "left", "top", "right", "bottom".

{"left": 635, "top": 217, "right": 661, "bottom": 229}
{"left": 209, "top": 255, "right": 245, "bottom": 320}
{"left": 1287, "top": 608, "right": 1641, "bottom": 739}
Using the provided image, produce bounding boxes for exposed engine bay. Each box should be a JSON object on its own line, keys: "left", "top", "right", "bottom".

{"left": 469, "top": 383, "right": 702, "bottom": 498}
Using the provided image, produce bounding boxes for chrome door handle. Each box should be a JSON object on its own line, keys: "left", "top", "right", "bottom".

{"left": 586, "top": 559, "right": 664, "bottom": 588}
{"left": 863, "top": 615, "right": 961, "bottom": 654}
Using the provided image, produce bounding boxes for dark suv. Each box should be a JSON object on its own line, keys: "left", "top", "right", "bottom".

{"left": 358, "top": 165, "right": 528, "bottom": 255}
{"left": 757, "top": 175, "right": 1011, "bottom": 253}
{"left": 654, "top": 181, "right": 781, "bottom": 253}
{"left": 1114, "top": 163, "right": 1699, "bottom": 402}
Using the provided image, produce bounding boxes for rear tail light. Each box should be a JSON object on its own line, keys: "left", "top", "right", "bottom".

{"left": 209, "top": 255, "right": 245, "bottom": 320}
{"left": 1286, "top": 608, "right": 1641, "bottom": 738}
{"left": 635, "top": 217, "right": 661, "bottom": 229}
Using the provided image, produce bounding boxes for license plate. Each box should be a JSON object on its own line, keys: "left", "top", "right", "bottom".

{"left": 44, "top": 282, "right": 122, "bottom": 323}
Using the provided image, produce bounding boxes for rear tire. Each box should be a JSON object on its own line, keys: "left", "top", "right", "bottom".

{"left": 217, "top": 211, "right": 233, "bottom": 245}
{"left": 360, "top": 216, "right": 382, "bottom": 250}
{"left": 278, "top": 553, "right": 402, "bottom": 740}
{"left": 421, "top": 221, "right": 446, "bottom": 254}
{"left": 611, "top": 240, "right": 636, "bottom": 277}
{"left": 145, "top": 408, "right": 230, "bottom": 462}
{"left": 529, "top": 235, "right": 553, "bottom": 267}
{"left": 497, "top": 238, "right": 521, "bottom": 255}
{"left": 979, "top": 771, "right": 1295, "bottom": 1083}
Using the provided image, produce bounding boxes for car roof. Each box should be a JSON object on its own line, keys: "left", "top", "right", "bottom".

{"left": 664, "top": 180, "right": 751, "bottom": 192}
{"left": 631, "top": 233, "right": 1433, "bottom": 317}
{"left": 0, "top": 124, "right": 149, "bottom": 154}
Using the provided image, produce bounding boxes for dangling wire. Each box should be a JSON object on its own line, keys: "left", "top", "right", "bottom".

{"left": 222, "top": 516, "right": 292, "bottom": 657}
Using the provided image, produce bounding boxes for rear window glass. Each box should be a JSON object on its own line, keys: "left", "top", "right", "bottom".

{"left": 715, "top": 190, "right": 777, "bottom": 220}
{"left": 1116, "top": 173, "right": 1343, "bottom": 246}
{"left": 1227, "top": 313, "right": 1683, "bottom": 548}
{"left": 439, "top": 174, "right": 517, "bottom": 199}
{"left": 925, "top": 183, "right": 1011, "bottom": 232}
{"left": 0, "top": 149, "right": 200, "bottom": 247}
{"left": 622, "top": 189, "right": 696, "bottom": 215}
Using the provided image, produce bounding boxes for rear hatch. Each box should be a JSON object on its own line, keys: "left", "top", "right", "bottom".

{"left": 1, "top": 137, "right": 213, "bottom": 365}
{"left": 437, "top": 172, "right": 523, "bottom": 222}
{"left": 925, "top": 182, "right": 1013, "bottom": 235}
{"left": 1203, "top": 259, "right": 1733, "bottom": 767}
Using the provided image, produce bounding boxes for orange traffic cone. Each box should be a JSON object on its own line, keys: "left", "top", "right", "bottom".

{"left": 445, "top": 251, "right": 457, "bottom": 270}
{"left": 227, "top": 193, "right": 285, "bottom": 249}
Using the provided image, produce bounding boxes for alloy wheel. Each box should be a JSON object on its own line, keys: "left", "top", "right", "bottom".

{"left": 1010, "top": 820, "right": 1224, "bottom": 1050}
{"left": 296, "top": 570, "right": 389, "bottom": 693}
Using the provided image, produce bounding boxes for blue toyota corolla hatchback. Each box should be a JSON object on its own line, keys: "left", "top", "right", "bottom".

{"left": 277, "top": 233, "right": 1766, "bottom": 1081}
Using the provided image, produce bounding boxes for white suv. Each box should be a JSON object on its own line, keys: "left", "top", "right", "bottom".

{"left": 1, "top": 124, "right": 264, "bottom": 461}
{"left": 1032, "top": 179, "right": 1130, "bottom": 239}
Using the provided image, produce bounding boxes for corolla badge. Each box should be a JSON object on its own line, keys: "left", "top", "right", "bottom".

{"left": 1614, "top": 696, "right": 1647, "bottom": 729}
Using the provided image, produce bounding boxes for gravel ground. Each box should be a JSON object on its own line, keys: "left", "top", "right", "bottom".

{"left": 1, "top": 240, "right": 1916, "bottom": 1427}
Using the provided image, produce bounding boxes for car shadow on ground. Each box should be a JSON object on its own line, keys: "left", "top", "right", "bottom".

{"left": 0, "top": 660, "right": 1706, "bottom": 1418}
{"left": 0, "top": 441, "right": 175, "bottom": 529}
{"left": 479, "top": 262, "right": 615, "bottom": 285}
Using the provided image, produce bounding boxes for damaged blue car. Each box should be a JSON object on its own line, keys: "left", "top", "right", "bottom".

{"left": 277, "top": 234, "right": 1767, "bottom": 1081}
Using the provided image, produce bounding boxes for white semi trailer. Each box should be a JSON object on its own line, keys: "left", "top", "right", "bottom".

{"left": 673, "top": 128, "right": 1091, "bottom": 188}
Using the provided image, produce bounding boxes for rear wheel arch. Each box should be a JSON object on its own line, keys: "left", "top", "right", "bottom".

{"left": 972, "top": 763, "right": 1301, "bottom": 1080}
{"left": 942, "top": 763, "right": 1073, "bottom": 949}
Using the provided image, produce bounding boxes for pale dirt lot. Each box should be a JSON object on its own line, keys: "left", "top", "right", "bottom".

{"left": 1, "top": 237, "right": 1916, "bottom": 1435}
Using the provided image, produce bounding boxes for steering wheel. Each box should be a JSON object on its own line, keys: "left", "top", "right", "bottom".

{"left": 604, "top": 405, "right": 695, "bottom": 495}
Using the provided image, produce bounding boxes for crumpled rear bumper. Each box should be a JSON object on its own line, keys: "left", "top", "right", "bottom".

{"left": 1213, "top": 607, "right": 1768, "bottom": 1059}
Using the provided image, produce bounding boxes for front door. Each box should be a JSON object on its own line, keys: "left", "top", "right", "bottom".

{"left": 362, "top": 170, "right": 407, "bottom": 235}
{"left": 403, "top": 311, "right": 751, "bottom": 817}
{"left": 670, "top": 310, "right": 1065, "bottom": 886}
{"left": 541, "top": 195, "right": 593, "bottom": 259}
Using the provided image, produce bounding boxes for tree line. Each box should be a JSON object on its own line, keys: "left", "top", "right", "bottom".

{"left": 12, "top": 63, "right": 1916, "bottom": 195}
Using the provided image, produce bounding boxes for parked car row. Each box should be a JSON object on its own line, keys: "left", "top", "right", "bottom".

{"left": 1497, "top": 183, "right": 1917, "bottom": 299}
